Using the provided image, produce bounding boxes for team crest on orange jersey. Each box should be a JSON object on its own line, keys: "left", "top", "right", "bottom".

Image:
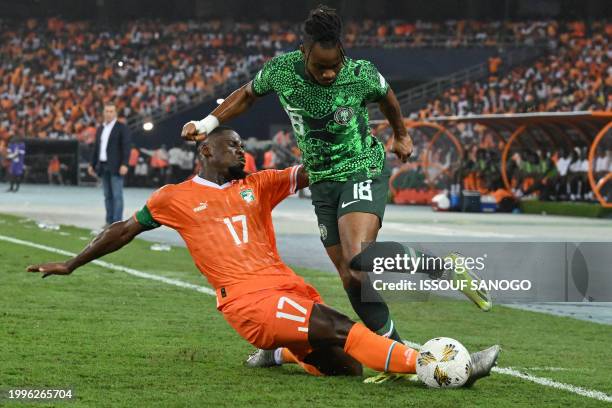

{"left": 240, "top": 189, "right": 256, "bottom": 203}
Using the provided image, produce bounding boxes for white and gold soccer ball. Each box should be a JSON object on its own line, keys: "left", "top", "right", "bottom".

{"left": 416, "top": 337, "right": 472, "bottom": 388}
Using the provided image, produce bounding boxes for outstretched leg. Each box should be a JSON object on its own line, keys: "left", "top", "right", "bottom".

{"left": 335, "top": 212, "right": 403, "bottom": 341}
{"left": 239, "top": 287, "right": 498, "bottom": 383}
{"left": 350, "top": 241, "right": 492, "bottom": 311}
{"left": 311, "top": 174, "right": 403, "bottom": 342}
{"left": 325, "top": 243, "right": 402, "bottom": 341}
{"left": 308, "top": 303, "right": 499, "bottom": 384}
{"left": 308, "top": 303, "right": 416, "bottom": 373}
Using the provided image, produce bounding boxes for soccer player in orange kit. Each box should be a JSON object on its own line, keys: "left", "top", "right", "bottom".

{"left": 27, "top": 127, "right": 499, "bottom": 382}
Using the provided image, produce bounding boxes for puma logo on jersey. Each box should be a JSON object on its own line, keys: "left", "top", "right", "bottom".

{"left": 193, "top": 202, "right": 208, "bottom": 212}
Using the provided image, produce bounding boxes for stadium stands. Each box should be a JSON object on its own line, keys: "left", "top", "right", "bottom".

{"left": 414, "top": 20, "right": 610, "bottom": 119}
{"left": 1, "top": 17, "right": 609, "bottom": 206}
{"left": 0, "top": 18, "right": 280, "bottom": 143}
{"left": 1, "top": 17, "right": 601, "bottom": 143}
{"left": 389, "top": 20, "right": 611, "bottom": 205}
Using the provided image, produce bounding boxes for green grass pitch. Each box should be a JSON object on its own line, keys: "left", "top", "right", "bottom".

{"left": 1, "top": 213, "right": 611, "bottom": 407}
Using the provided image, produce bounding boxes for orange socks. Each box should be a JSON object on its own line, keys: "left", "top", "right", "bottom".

{"left": 278, "top": 322, "right": 416, "bottom": 376}
{"left": 343, "top": 322, "right": 417, "bottom": 373}
{"left": 280, "top": 348, "right": 322, "bottom": 376}
{"left": 281, "top": 347, "right": 301, "bottom": 364}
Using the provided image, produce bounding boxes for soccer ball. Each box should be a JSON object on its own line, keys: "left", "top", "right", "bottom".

{"left": 416, "top": 337, "right": 472, "bottom": 388}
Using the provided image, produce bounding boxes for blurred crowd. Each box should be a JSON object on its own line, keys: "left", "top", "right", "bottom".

{"left": 127, "top": 129, "right": 300, "bottom": 187}
{"left": 371, "top": 113, "right": 612, "bottom": 204}
{"left": 345, "top": 19, "right": 570, "bottom": 48}
{"left": 1, "top": 17, "right": 610, "bottom": 204}
{"left": 0, "top": 18, "right": 278, "bottom": 144}
{"left": 457, "top": 145, "right": 612, "bottom": 202}
{"left": 0, "top": 128, "right": 300, "bottom": 188}
{"left": 398, "top": 20, "right": 611, "bottom": 205}
{"left": 2, "top": 18, "right": 608, "bottom": 144}
{"left": 78, "top": 129, "right": 300, "bottom": 187}
{"left": 415, "top": 20, "right": 611, "bottom": 118}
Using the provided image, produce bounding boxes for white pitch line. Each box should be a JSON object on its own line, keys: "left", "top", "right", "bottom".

{"left": 384, "top": 222, "right": 526, "bottom": 239}
{"left": 400, "top": 346, "right": 611, "bottom": 403}
{"left": 2, "top": 233, "right": 612, "bottom": 403}
{"left": 0, "top": 234, "right": 215, "bottom": 296}
{"left": 493, "top": 367, "right": 612, "bottom": 403}
{"left": 519, "top": 367, "right": 575, "bottom": 372}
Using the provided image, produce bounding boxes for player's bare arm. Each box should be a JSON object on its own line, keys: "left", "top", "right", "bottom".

{"left": 296, "top": 165, "right": 309, "bottom": 190}
{"left": 181, "top": 81, "right": 259, "bottom": 142}
{"left": 26, "top": 217, "right": 146, "bottom": 278}
{"left": 378, "top": 87, "right": 413, "bottom": 162}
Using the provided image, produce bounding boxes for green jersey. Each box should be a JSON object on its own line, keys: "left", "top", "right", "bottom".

{"left": 252, "top": 50, "right": 389, "bottom": 184}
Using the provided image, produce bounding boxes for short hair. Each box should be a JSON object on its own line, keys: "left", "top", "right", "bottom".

{"left": 195, "top": 126, "right": 236, "bottom": 151}
{"left": 104, "top": 102, "right": 117, "bottom": 109}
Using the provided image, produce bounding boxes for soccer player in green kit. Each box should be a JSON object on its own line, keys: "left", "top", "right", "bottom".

{"left": 182, "top": 6, "right": 492, "bottom": 366}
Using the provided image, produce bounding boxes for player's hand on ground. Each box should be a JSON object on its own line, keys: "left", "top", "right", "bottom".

{"left": 392, "top": 134, "right": 413, "bottom": 162}
{"left": 181, "top": 122, "right": 207, "bottom": 142}
{"left": 27, "top": 262, "right": 73, "bottom": 278}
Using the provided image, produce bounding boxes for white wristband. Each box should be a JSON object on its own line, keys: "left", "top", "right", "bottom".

{"left": 192, "top": 115, "right": 219, "bottom": 135}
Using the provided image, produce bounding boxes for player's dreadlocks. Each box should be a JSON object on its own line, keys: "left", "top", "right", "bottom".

{"left": 303, "top": 4, "right": 346, "bottom": 63}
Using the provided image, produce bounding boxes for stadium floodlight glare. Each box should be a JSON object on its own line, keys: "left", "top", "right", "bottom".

{"left": 216, "top": 98, "right": 225, "bottom": 105}
{"left": 143, "top": 121, "right": 154, "bottom": 131}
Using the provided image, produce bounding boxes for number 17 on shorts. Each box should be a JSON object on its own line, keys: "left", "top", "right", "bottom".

{"left": 276, "top": 296, "right": 309, "bottom": 333}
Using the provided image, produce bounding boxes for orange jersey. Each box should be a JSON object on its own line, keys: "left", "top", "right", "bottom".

{"left": 137, "top": 165, "right": 303, "bottom": 307}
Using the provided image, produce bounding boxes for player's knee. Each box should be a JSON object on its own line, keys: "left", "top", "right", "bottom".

{"left": 349, "top": 241, "right": 404, "bottom": 272}
{"left": 345, "top": 242, "right": 407, "bottom": 288}
{"left": 347, "top": 269, "right": 364, "bottom": 288}
{"left": 339, "top": 275, "right": 351, "bottom": 289}
{"left": 332, "top": 258, "right": 359, "bottom": 289}
{"left": 339, "top": 267, "right": 359, "bottom": 289}
{"left": 308, "top": 304, "right": 354, "bottom": 348}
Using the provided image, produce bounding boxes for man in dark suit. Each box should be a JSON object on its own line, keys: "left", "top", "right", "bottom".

{"left": 88, "top": 103, "right": 131, "bottom": 226}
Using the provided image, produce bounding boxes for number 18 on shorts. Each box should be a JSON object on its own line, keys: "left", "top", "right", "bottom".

{"left": 310, "top": 169, "right": 390, "bottom": 247}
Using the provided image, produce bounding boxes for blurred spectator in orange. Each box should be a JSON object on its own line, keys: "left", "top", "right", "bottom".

{"left": 47, "top": 155, "right": 64, "bottom": 185}
{"left": 262, "top": 148, "right": 277, "bottom": 169}
{"left": 488, "top": 55, "right": 502, "bottom": 75}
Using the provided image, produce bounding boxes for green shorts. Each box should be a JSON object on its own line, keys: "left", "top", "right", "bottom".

{"left": 310, "top": 166, "right": 391, "bottom": 247}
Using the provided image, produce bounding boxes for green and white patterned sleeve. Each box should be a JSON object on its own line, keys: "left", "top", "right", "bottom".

{"left": 360, "top": 60, "right": 390, "bottom": 103}
{"left": 251, "top": 55, "right": 283, "bottom": 97}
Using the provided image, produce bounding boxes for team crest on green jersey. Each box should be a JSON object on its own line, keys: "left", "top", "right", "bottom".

{"left": 334, "top": 107, "right": 354, "bottom": 125}
{"left": 251, "top": 51, "right": 388, "bottom": 183}
{"left": 240, "top": 189, "right": 256, "bottom": 203}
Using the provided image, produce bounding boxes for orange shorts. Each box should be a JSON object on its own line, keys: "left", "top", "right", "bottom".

{"left": 220, "top": 281, "right": 323, "bottom": 360}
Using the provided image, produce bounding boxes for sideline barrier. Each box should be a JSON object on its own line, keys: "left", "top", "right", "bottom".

{"left": 372, "top": 111, "right": 612, "bottom": 208}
